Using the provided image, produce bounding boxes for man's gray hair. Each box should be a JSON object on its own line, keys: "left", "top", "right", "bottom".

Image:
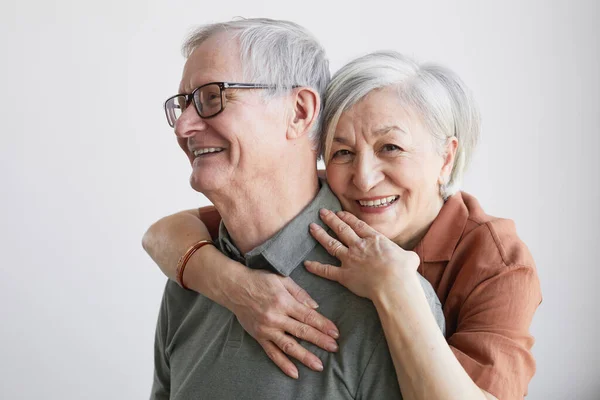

{"left": 322, "top": 51, "right": 481, "bottom": 199}
{"left": 182, "top": 18, "right": 330, "bottom": 148}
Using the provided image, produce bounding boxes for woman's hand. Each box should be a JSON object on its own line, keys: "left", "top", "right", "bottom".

{"left": 224, "top": 267, "right": 340, "bottom": 379}
{"left": 305, "top": 209, "right": 420, "bottom": 300}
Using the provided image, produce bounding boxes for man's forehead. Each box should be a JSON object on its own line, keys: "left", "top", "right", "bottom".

{"left": 179, "top": 32, "right": 243, "bottom": 93}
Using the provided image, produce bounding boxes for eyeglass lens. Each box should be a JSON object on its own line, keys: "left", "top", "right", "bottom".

{"left": 165, "top": 84, "right": 224, "bottom": 126}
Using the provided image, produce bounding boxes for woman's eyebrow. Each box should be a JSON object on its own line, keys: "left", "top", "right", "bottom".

{"left": 333, "top": 137, "right": 351, "bottom": 145}
{"left": 372, "top": 125, "right": 408, "bottom": 137}
{"left": 333, "top": 125, "right": 408, "bottom": 145}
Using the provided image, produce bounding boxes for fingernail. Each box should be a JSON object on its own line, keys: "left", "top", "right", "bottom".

{"left": 309, "top": 223, "right": 319, "bottom": 230}
{"left": 336, "top": 211, "right": 345, "bottom": 217}
{"left": 305, "top": 299, "right": 319, "bottom": 309}
{"left": 326, "top": 342, "right": 339, "bottom": 352}
{"left": 289, "top": 368, "right": 299, "bottom": 379}
{"left": 328, "top": 330, "right": 340, "bottom": 339}
{"left": 311, "top": 360, "right": 324, "bottom": 371}
{"left": 320, "top": 208, "right": 329, "bottom": 216}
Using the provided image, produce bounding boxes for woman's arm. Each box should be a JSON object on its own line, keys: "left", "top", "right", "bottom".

{"left": 372, "top": 272, "right": 497, "bottom": 400}
{"left": 142, "top": 208, "right": 340, "bottom": 379}
{"left": 142, "top": 208, "right": 212, "bottom": 283}
{"left": 305, "top": 210, "right": 498, "bottom": 400}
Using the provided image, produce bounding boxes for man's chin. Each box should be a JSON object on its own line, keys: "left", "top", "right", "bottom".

{"left": 189, "top": 173, "right": 226, "bottom": 195}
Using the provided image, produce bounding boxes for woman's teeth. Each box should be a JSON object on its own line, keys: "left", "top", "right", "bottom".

{"left": 358, "top": 196, "right": 399, "bottom": 207}
{"left": 193, "top": 147, "right": 224, "bottom": 156}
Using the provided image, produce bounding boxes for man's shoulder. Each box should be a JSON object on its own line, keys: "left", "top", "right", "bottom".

{"left": 159, "top": 280, "right": 219, "bottom": 324}
{"left": 291, "top": 246, "right": 389, "bottom": 345}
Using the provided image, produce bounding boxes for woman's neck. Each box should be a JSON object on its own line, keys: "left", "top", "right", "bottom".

{"left": 395, "top": 196, "right": 445, "bottom": 250}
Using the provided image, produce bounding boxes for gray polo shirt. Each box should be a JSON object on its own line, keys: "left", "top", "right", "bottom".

{"left": 151, "top": 182, "right": 445, "bottom": 400}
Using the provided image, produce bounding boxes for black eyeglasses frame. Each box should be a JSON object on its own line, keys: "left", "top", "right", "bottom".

{"left": 164, "top": 82, "right": 285, "bottom": 127}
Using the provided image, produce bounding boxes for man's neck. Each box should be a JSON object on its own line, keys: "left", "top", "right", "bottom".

{"left": 210, "top": 171, "right": 319, "bottom": 254}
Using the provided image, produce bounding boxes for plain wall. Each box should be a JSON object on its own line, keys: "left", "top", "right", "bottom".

{"left": 1, "top": 0, "right": 598, "bottom": 398}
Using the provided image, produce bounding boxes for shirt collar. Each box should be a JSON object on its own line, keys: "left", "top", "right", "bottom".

{"left": 217, "top": 180, "right": 341, "bottom": 276}
{"left": 415, "top": 192, "right": 469, "bottom": 263}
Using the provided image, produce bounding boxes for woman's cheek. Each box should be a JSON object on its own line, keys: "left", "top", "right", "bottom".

{"left": 325, "top": 166, "right": 346, "bottom": 192}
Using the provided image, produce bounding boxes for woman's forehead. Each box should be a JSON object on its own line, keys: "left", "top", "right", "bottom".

{"left": 335, "top": 98, "right": 416, "bottom": 139}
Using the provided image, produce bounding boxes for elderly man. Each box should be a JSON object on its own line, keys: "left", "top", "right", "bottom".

{"left": 150, "top": 18, "right": 443, "bottom": 399}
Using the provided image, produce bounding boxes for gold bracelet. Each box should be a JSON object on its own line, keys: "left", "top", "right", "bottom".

{"left": 176, "top": 240, "right": 214, "bottom": 290}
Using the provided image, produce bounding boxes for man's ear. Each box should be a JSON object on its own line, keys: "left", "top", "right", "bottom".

{"left": 286, "top": 87, "right": 320, "bottom": 140}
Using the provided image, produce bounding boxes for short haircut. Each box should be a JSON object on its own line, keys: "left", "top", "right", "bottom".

{"left": 322, "top": 51, "right": 481, "bottom": 199}
{"left": 182, "top": 18, "right": 330, "bottom": 149}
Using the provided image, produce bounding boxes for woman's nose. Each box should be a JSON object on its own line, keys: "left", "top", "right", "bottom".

{"left": 352, "top": 154, "right": 384, "bottom": 193}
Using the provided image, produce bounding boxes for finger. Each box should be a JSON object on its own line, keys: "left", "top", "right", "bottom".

{"left": 272, "top": 333, "right": 325, "bottom": 373}
{"left": 259, "top": 340, "right": 299, "bottom": 379}
{"left": 281, "top": 277, "right": 319, "bottom": 309}
{"left": 282, "top": 318, "right": 339, "bottom": 353}
{"left": 335, "top": 211, "right": 379, "bottom": 238}
{"left": 288, "top": 295, "right": 340, "bottom": 339}
{"left": 309, "top": 223, "right": 348, "bottom": 259}
{"left": 319, "top": 209, "right": 362, "bottom": 246}
{"left": 304, "top": 260, "right": 343, "bottom": 284}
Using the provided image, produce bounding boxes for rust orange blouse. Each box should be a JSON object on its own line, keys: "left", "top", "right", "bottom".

{"left": 197, "top": 191, "right": 541, "bottom": 399}
{"left": 414, "top": 191, "right": 541, "bottom": 399}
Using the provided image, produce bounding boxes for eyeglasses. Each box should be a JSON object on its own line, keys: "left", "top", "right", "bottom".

{"left": 164, "top": 82, "right": 278, "bottom": 127}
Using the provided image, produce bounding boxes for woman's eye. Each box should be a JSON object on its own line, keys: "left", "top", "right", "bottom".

{"left": 381, "top": 144, "right": 402, "bottom": 152}
{"left": 331, "top": 149, "right": 353, "bottom": 160}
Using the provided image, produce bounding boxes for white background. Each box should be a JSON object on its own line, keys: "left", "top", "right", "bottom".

{"left": 1, "top": 0, "right": 598, "bottom": 398}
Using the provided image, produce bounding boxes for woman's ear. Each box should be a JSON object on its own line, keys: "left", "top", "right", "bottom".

{"left": 438, "top": 136, "right": 458, "bottom": 184}
{"left": 287, "top": 87, "right": 320, "bottom": 140}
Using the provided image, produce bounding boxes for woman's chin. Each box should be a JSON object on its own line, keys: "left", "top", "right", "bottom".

{"left": 357, "top": 216, "right": 403, "bottom": 240}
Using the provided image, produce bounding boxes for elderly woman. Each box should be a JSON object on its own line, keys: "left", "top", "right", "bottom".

{"left": 144, "top": 51, "right": 541, "bottom": 399}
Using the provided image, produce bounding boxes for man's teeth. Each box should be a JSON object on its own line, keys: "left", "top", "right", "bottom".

{"left": 193, "top": 147, "right": 224, "bottom": 156}
{"left": 358, "top": 196, "right": 399, "bottom": 207}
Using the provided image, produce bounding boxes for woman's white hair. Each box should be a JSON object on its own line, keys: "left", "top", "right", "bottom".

{"left": 182, "top": 18, "right": 330, "bottom": 149}
{"left": 321, "top": 51, "right": 481, "bottom": 199}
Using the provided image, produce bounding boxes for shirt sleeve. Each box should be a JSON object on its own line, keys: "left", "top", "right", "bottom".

{"left": 418, "top": 273, "right": 446, "bottom": 335}
{"left": 150, "top": 288, "right": 171, "bottom": 400}
{"left": 198, "top": 206, "right": 221, "bottom": 240}
{"left": 448, "top": 263, "right": 541, "bottom": 400}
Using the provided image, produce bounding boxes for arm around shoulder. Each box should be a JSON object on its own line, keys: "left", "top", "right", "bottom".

{"left": 142, "top": 207, "right": 219, "bottom": 281}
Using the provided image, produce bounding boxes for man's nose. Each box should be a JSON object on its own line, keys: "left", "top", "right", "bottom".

{"left": 174, "top": 105, "right": 208, "bottom": 138}
{"left": 352, "top": 154, "right": 385, "bottom": 193}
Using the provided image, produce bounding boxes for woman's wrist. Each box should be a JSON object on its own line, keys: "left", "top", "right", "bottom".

{"left": 371, "top": 269, "right": 424, "bottom": 311}
{"left": 177, "top": 240, "right": 215, "bottom": 289}
{"left": 182, "top": 244, "right": 248, "bottom": 309}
